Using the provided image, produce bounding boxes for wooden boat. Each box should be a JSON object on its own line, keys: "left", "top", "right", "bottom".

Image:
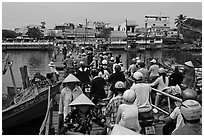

{"left": 160, "top": 59, "right": 202, "bottom": 77}
{"left": 2, "top": 80, "right": 61, "bottom": 135}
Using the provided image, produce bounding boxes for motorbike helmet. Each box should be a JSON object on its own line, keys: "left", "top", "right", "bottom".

{"left": 114, "top": 65, "right": 121, "bottom": 72}
{"left": 123, "top": 89, "right": 136, "bottom": 103}
{"left": 115, "top": 81, "right": 125, "bottom": 89}
{"left": 181, "top": 88, "right": 197, "bottom": 101}
{"left": 110, "top": 57, "right": 115, "bottom": 62}
{"left": 180, "top": 100, "right": 201, "bottom": 121}
{"left": 133, "top": 72, "right": 143, "bottom": 80}
{"left": 102, "top": 60, "right": 108, "bottom": 65}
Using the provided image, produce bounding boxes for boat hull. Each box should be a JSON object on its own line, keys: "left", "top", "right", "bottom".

{"left": 2, "top": 82, "right": 61, "bottom": 134}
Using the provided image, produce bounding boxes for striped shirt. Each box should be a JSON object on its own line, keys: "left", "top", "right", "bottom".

{"left": 105, "top": 95, "right": 124, "bottom": 123}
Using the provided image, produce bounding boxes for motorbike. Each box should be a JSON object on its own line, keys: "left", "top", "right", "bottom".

{"left": 81, "top": 83, "right": 91, "bottom": 98}
{"left": 138, "top": 110, "right": 155, "bottom": 135}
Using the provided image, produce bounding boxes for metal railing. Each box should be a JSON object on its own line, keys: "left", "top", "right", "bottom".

{"left": 151, "top": 87, "right": 182, "bottom": 115}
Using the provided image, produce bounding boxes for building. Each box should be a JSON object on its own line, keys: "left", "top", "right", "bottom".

{"left": 145, "top": 15, "right": 170, "bottom": 37}
{"left": 117, "top": 20, "right": 139, "bottom": 37}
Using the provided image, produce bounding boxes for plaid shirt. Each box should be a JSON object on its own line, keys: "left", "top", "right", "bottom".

{"left": 62, "top": 108, "right": 106, "bottom": 135}
{"left": 105, "top": 95, "right": 124, "bottom": 124}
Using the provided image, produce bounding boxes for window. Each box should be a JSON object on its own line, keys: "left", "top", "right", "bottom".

{"left": 127, "top": 27, "right": 130, "bottom": 31}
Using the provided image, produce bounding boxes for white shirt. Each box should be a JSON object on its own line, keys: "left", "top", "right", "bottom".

{"left": 150, "top": 76, "right": 169, "bottom": 95}
{"left": 130, "top": 83, "right": 152, "bottom": 113}
{"left": 149, "top": 64, "right": 159, "bottom": 77}
{"left": 118, "top": 104, "right": 141, "bottom": 133}
{"left": 58, "top": 86, "right": 82, "bottom": 120}
{"left": 170, "top": 107, "right": 184, "bottom": 132}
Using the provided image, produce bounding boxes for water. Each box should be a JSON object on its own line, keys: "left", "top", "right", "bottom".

{"left": 2, "top": 50, "right": 52, "bottom": 94}
{"left": 2, "top": 48, "right": 202, "bottom": 94}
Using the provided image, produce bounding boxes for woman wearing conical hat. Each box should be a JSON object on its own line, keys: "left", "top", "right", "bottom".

{"left": 182, "top": 61, "right": 195, "bottom": 89}
{"left": 61, "top": 94, "right": 108, "bottom": 135}
{"left": 58, "top": 74, "right": 82, "bottom": 134}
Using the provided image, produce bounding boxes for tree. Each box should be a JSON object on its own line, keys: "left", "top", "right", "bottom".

{"left": 2, "top": 29, "right": 18, "bottom": 39}
{"left": 175, "top": 14, "right": 187, "bottom": 39}
{"left": 26, "top": 27, "right": 43, "bottom": 40}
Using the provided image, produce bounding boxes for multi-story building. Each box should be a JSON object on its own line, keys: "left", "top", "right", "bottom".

{"left": 145, "top": 15, "right": 170, "bottom": 37}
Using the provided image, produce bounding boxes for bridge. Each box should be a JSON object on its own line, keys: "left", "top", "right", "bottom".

{"left": 2, "top": 42, "right": 54, "bottom": 50}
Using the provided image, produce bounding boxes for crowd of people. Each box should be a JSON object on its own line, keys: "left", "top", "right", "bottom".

{"left": 54, "top": 46, "right": 202, "bottom": 135}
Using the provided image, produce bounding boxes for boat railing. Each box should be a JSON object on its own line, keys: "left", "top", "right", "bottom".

{"left": 150, "top": 87, "right": 182, "bottom": 115}
{"left": 39, "top": 85, "right": 53, "bottom": 135}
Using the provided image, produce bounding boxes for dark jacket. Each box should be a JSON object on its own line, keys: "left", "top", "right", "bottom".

{"left": 90, "top": 76, "right": 106, "bottom": 103}
{"left": 107, "top": 72, "right": 125, "bottom": 92}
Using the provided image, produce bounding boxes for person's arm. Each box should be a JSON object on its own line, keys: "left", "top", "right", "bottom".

{"left": 160, "top": 107, "right": 178, "bottom": 123}
{"left": 159, "top": 115, "right": 173, "bottom": 123}
{"left": 104, "top": 100, "right": 113, "bottom": 117}
{"left": 58, "top": 92, "right": 64, "bottom": 116}
{"left": 150, "top": 77, "right": 159, "bottom": 87}
{"left": 115, "top": 106, "right": 122, "bottom": 124}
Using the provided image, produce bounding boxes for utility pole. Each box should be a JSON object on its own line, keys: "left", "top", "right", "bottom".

{"left": 84, "top": 18, "right": 88, "bottom": 45}
{"left": 125, "top": 19, "right": 128, "bottom": 49}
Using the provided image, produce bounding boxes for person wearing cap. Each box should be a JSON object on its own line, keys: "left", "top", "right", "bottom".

{"left": 98, "top": 60, "right": 110, "bottom": 80}
{"left": 112, "top": 56, "right": 124, "bottom": 73}
{"left": 102, "top": 52, "right": 108, "bottom": 61}
{"left": 172, "top": 100, "right": 202, "bottom": 135}
{"left": 61, "top": 94, "right": 107, "bottom": 135}
{"left": 183, "top": 61, "right": 195, "bottom": 89}
{"left": 150, "top": 68, "right": 169, "bottom": 107}
{"left": 90, "top": 69, "right": 106, "bottom": 105}
{"left": 149, "top": 59, "right": 159, "bottom": 82}
{"left": 107, "top": 65, "right": 126, "bottom": 99}
{"left": 128, "top": 58, "right": 137, "bottom": 76}
{"left": 58, "top": 74, "right": 82, "bottom": 134}
{"left": 159, "top": 88, "right": 198, "bottom": 135}
{"left": 159, "top": 94, "right": 182, "bottom": 135}
{"left": 105, "top": 81, "right": 126, "bottom": 125}
{"left": 131, "top": 72, "right": 152, "bottom": 113}
{"left": 47, "top": 61, "right": 59, "bottom": 83}
{"left": 89, "top": 55, "right": 98, "bottom": 69}
{"left": 75, "top": 60, "right": 91, "bottom": 85}
{"left": 107, "top": 57, "right": 115, "bottom": 73}
{"left": 115, "top": 89, "right": 141, "bottom": 133}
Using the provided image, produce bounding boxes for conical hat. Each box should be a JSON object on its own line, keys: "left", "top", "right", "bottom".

{"left": 69, "top": 94, "right": 95, "bottom": 106}
{"left": 184, "top": 61, "right": 194, "bottom": 68}
{"left": 62, "top": 74, "right": 80, "bottom": 83}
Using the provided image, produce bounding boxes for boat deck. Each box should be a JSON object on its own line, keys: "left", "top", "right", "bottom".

{"left": 51, "top": 109, "right": 165, "bottom": 135}
{"left": 50, "top": 50, "right": 166, "bottom": 135}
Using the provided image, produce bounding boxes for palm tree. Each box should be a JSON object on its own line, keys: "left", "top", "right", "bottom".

{"left": 41, "top": 21, "right": 46, "bottom": 29}
{"left": 175, "top": 14, "right": 187, "bottom": 39}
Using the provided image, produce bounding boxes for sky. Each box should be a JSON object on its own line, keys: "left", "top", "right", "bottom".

{"left": 2, "top": 1, "right": 202, "bottom": 30}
